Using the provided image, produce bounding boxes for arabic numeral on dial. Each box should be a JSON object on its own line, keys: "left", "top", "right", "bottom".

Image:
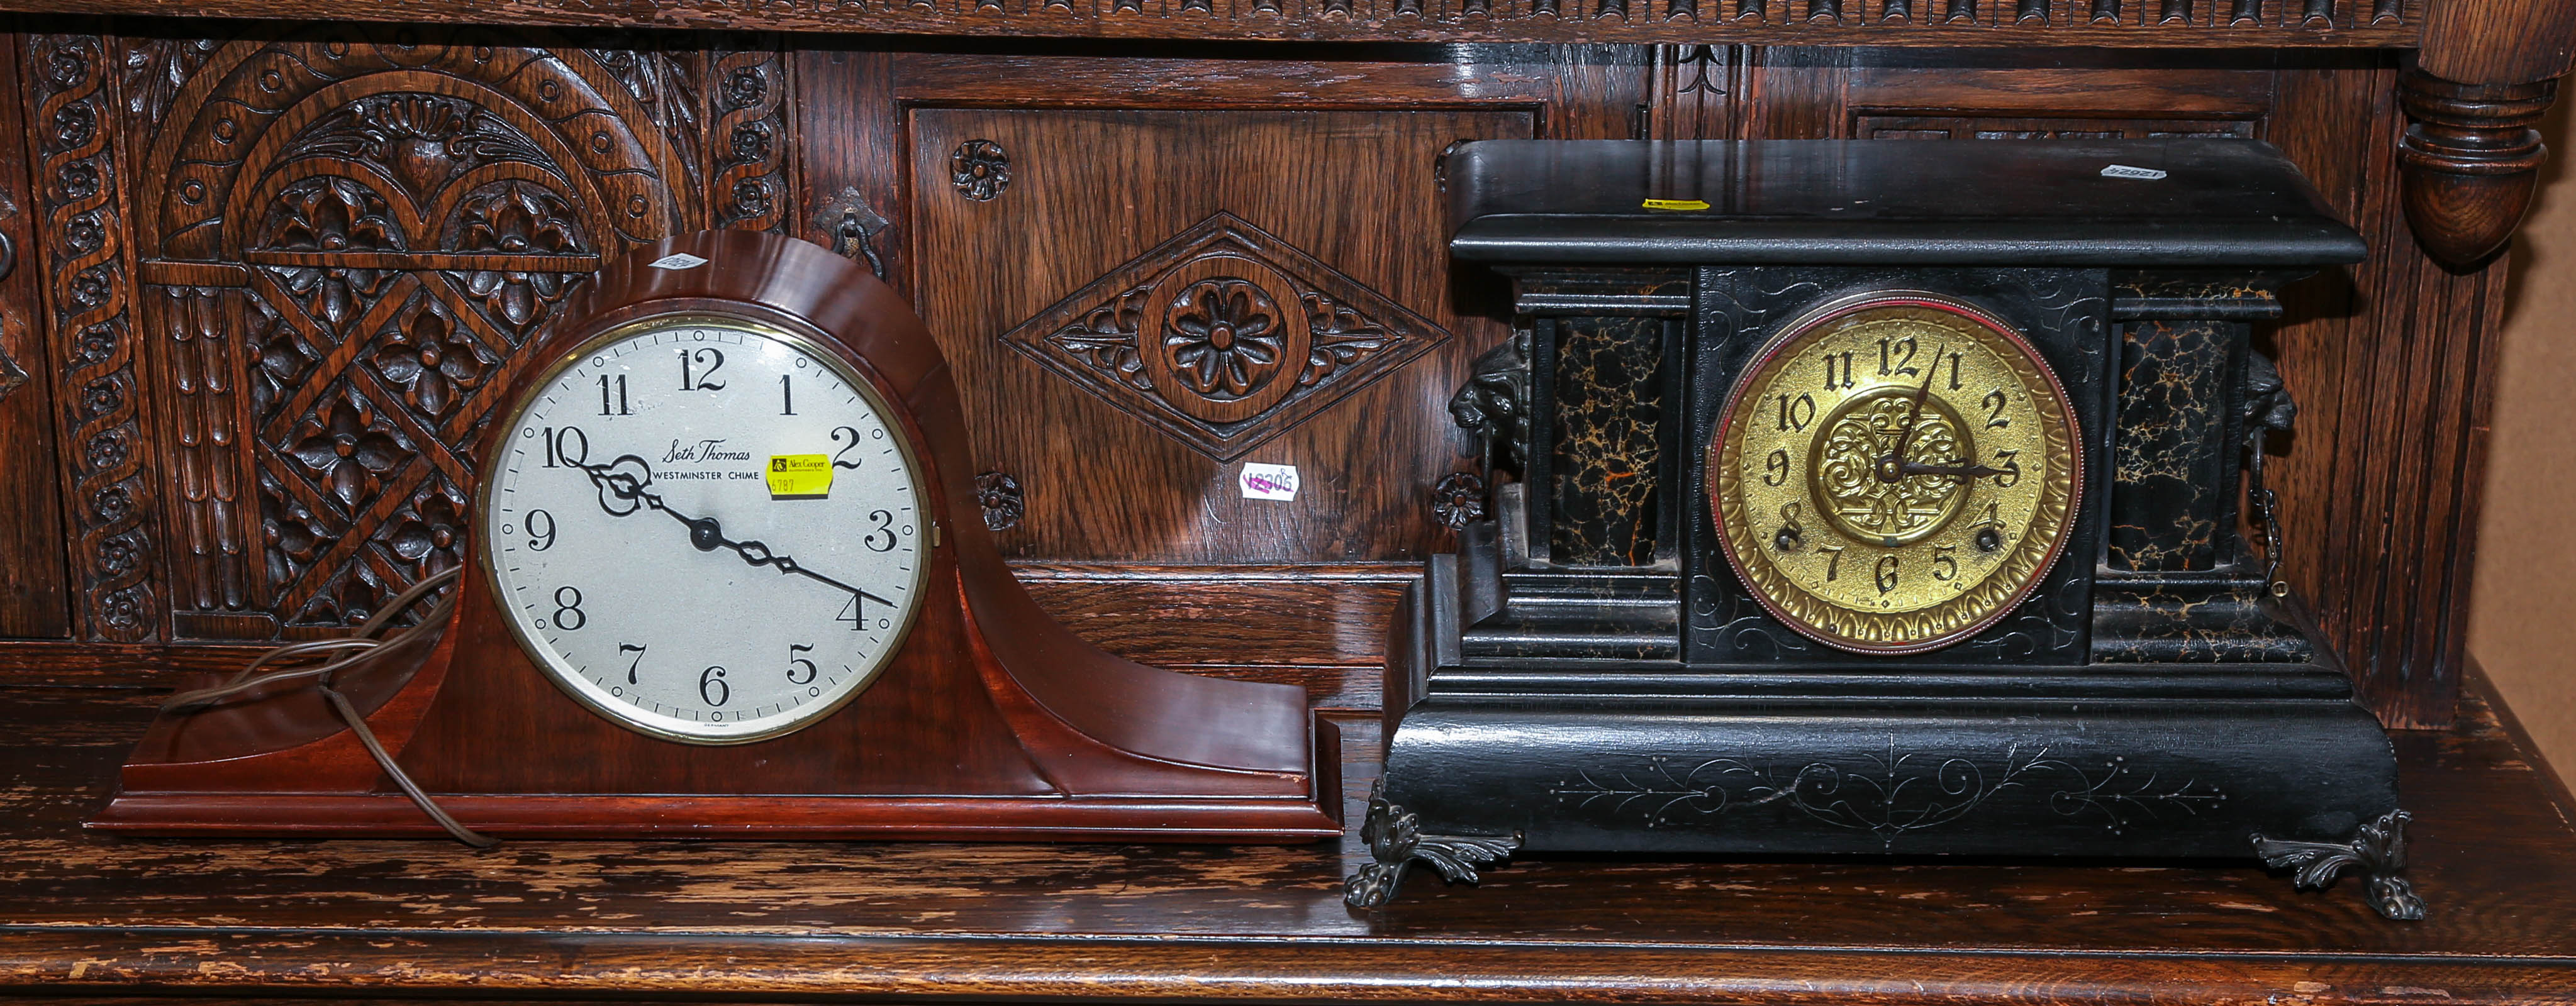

{"left": 787, "top": 643, "right": 817, "bottom": 684}
{"left": 1878, "top": 336, "right": 1919, "bottom": 377}
{"left": 541, "top": 426, "right": 589, "bottom": 468}
{"left": 1762, "top": 448, "right": 1790, "bottom": 487}
{"left": 830, "top": 426, "right": 863, "bottom": 470}
{"left": 1821, "top": 351, "right": 1854, "bottom": 390}
{"left": 837, "top": 593, "right": 869, "bottom": 631}
{"left": 678, "top": 347, "right": 727, "bottom": 390}
{"left": 1875, "top": 555, "right": 1900, "bottom": 594}
{"left": 1933, "top": 544, "right": 1958, "bottom": 582}
{"left": 1822, "top": 544, "right": 1844, "bottom": 582}
{"left": 526, "top": 508, "right": 555, "bottom": 551}
{"left": 1990, "top": 450, "right": 2021, "bottom": 488}
{"left": 552, "top": 586, "right": 586, "bottom": 631}
{"left": 699, "top": 666, "right": 728, "bottom": 707}
{"left": 1945, "top": 351, "right": 1964, "bottom": 390}
{"left": 597, "top": 374, "right": 630, "bottom": 416}
{"left": 1775, "top": 392, "right": 1815, "bottom": 432}
{"left": 620, "top": 642, "right": 646, "bottom": 684}
{"left": 864, "top": 509, "right": 898, "bottom": 552}
{"left": 1983, "top": 388, "right": 2011, "bottom": 429}
{"left": 780, "top": 374, "right": 795, "bottom": 416}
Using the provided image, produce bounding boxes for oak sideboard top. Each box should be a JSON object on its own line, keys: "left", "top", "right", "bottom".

{"left": 3, "top": 670, "right": 2574, "bottom": 1003}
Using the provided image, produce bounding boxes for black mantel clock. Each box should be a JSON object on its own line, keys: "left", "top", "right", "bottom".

{"left": 1347, "top": 140, "right": 2424, "bottom": 920}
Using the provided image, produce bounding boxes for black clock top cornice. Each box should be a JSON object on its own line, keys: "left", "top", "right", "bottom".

{"left": 1446, "top": 139, "right": 2367, "bottom": 268}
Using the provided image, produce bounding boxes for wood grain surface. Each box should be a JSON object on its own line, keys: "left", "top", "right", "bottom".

{"left": 0, "top": 33, "right": 70, "bottom": 639}
{"left": 3, "top": 670, "right": 2574, "bottom": 1001}
{"left": 0, "top": 1, "right": 2431, "bottom": 48}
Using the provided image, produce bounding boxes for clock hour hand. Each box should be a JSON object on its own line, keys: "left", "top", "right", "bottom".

{"left": 574, "top": 456, "right": 896, "bottom": 612}
{"left": 1897, "top": 459, "right": 2006, "bottom": 480}
{"left": 1874, "top": 350, "right": 1946, "bottom": 484}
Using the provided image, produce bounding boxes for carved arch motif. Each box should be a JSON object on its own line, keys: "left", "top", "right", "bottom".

{"left": 130, "top": 33, "right": 700, "bottom": 634}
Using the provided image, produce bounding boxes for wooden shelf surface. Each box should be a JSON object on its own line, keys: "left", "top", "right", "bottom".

{"left": 2, "top": 670, "right": 2573, "bottom": 1003}
{"left": 0, "top": 0, "right": 2427, "bottom": 48}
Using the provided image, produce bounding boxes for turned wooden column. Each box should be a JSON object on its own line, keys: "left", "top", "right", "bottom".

{"left": 2402, "top": 0, "right": 2576, "bottom": 268}
{"left": 2397, "top": 71, "right": 2556, "bottom": 267}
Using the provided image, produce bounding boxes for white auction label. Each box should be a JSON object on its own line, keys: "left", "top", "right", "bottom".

{"left": 1239, "top": 463, "right": 1300, "bottom": 502}
{"left": 2099, "top": 164, "right": 2168, "bottom": 180}
{"left": 647, "top": 252, "right": 711, "bottom": 270}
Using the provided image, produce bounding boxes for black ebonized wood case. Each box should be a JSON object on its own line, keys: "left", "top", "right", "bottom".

{"left": 1348, "top": 140, "right": 2421, "bottom": 921}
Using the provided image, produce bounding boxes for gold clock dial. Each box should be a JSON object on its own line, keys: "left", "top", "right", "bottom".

{"left": 1709, "top": 292, "right": 2082, "bottom": 655}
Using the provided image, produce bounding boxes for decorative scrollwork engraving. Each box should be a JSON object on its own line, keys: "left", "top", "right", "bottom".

{"left": 2254, "top": 809, "right": 2426, "bottom": 921}
{"left": 1344, "top": 784, "right": 1522, "bottom": 908}
{"left": 1814, "top": 389, "right": 1970, "bottom": 543}
{"left": 1554, "top": 739, "right": 2225, "bottom": 844}
{"left": 951, "top": 139, "right": 1011, "bottom": 201}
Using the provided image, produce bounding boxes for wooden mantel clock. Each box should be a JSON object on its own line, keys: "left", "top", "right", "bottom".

{"left": 91, "top": 230, "right": 1339, "bottom": 842}
{"left": 1350, "top": 140, "right": 2423, "bottom": 918}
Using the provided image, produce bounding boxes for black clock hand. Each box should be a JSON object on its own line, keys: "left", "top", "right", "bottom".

{"left": 576, "top": 456, "right": 896, "bottom": 612}
{"left": 1874, "top": 351, "right": 1946, "bottom": 484}
{"left": 1897, "top": 460, "right": 2006, "bottom": 480}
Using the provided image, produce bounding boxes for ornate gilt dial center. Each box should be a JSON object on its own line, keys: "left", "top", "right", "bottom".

{"left": 1710, "top": 292, "right": 2082, "bottom": 655}
{"left": 1814, "top": 387, "right": 1971, "bottom": 545}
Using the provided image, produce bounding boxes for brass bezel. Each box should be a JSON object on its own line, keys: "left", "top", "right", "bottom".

{"left": 474, "top": 312, "right": 935, "bottom": 746}
{"left": 1707, "top": 289, "right": 2083, "bottom": 656}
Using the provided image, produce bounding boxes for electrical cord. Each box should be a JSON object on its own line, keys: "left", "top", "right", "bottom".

{"left": 160, "top": 565, "right": 496, "bottom": 848}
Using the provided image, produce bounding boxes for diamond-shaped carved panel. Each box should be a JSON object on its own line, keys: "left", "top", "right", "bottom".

{"left": 1001, "top": 211, "right": 1447, "bottom": 461}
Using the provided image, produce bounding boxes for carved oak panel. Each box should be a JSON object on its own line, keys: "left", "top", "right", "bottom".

{"left": 97, "top": 28, "right": 794, "bottom": 639}
{"left": 912, "top": 106, "right": 1532, "bottom": 563}
{"left": 1000, "top": 210, "right": 1445, "bottom": 462}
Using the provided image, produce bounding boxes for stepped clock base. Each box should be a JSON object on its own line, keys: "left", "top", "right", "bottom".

{"left": 1349, "top": 538, "right": 2423, "bottom": 921}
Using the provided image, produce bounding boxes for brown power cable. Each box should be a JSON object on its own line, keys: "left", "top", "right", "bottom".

{"left": 160, "top": 565, "right": 496, "bottom": 848}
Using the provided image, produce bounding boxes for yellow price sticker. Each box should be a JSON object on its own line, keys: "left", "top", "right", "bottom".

{"left": 766, "top": 454, "right": 832, "bottom": 499}
{"left": 1642, "top": 197, "right": 1710, "bottom": 211}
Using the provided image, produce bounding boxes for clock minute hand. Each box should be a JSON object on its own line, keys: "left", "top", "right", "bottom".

{"left": 1874, "top": 351, "right": 1946, "bottom": 484}
{"left": 574, "top": 458, "right": 896, "bottom": 611}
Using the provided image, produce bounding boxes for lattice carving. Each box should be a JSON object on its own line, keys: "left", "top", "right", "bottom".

{"left": 1001, "top": 211, "right": 1447, "bottom": 461}
{"left": 121, "top": 32, "right": 732, "bottom": 636}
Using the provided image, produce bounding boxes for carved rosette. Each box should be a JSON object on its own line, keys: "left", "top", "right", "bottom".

{"left": 128, "top": 36, "right": 690, "bottom": 635}
{"left": 951, "top": 139, "right": 1010, "bottom": 201}
{"left": 35, "top": 35, "right": 158, "bottom": 641}
{"left": 1431, "top": 472, "right": 1488, "bottom": 530}
{"left": 710, "top": 45, "right": 795, "bottom": 233}
{"left": 975, "top": 470, "right": 1026, "bottom": 531}
{"left": 1002, "top": 211, "right": 1448, "bottom": 460}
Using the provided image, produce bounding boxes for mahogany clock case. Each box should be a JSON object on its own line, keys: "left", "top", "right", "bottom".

{"left": 1353, "top": 140, "right": 2414, "bottom": 915}
{"left": 90, "top": 231, "right": 1343, "bottom": 843}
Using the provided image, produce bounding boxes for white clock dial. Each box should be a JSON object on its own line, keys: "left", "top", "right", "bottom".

{"left": 477, "top": 316, "right": 930, "bottom": 744}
